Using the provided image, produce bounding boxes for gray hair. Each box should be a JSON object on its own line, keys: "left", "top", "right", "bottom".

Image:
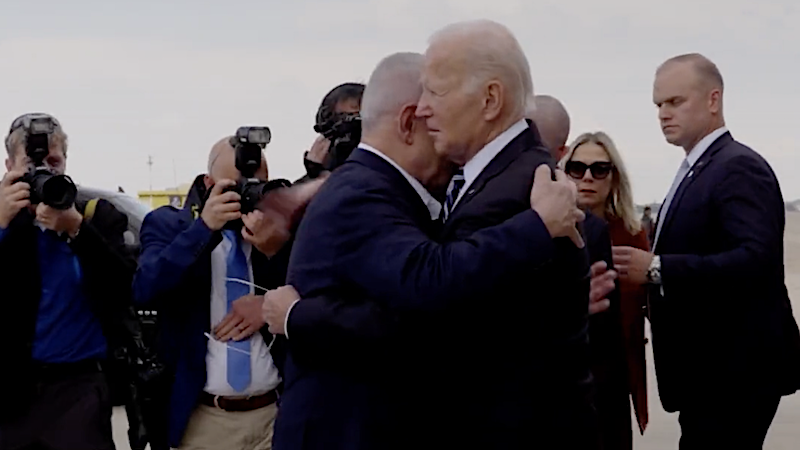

{"left": 428, "top": 20, "right": 533, "bottom": 118}
{"left": 4, "top": 127, "right": 69, "bottom": 158}
{"left": 526, "top": 94, "right": 571, "bottom": 153}
{"left": 360, "top": 52, "right": 425, "bottom": 133}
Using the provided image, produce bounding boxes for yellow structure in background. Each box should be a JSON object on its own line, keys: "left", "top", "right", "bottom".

{"left": 138, "top": 183, "right": 192, "bottom": 209}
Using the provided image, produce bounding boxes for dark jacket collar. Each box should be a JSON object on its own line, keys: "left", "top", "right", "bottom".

{"left": 446, "top": 125, "right": 545, "bottom": 223}
{"left": 349, "top": 147, "right": 438, "bottom": 223}
{"left": 656, "top": 131, "right": 733, "bottom": 249}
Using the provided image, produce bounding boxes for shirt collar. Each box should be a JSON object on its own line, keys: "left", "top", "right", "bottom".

{"left": 462, "top": 118, "right": 529, "bottom": 186}
{"left": 686, "top": 126, "right": 728, "bottom": 168}
{"left": 358, "top": 144, "right": 442, "bottom": 220}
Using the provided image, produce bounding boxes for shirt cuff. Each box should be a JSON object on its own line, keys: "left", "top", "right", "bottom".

{"left": 0, "top": 226, "right": 7, "bottom": 243}
{"left": 284, "top": 298, "right": 301, "bottom": 339}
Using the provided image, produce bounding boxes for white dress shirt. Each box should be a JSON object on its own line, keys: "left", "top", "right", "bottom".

{"left": 205, "top": 234, "right": 282, "bottom": 397}
{"left": 283, "top": 145, "right": 442, "bottom": 339}
{"left": 448, "top": 118, "right": 529, "bottom": 209}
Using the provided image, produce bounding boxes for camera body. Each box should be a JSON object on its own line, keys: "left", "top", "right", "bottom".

{"left": 223, "top": 126, "right": 289, "bottom": 223}
{"left": 16, "top": 115, "right": 77, "bottom": 210}
{"left": 313, "top": 112, "right": 362, "bottom": 172}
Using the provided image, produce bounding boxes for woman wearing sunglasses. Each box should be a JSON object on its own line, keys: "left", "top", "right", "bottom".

{"left": 561, "top": 131, "right": 650, "bottom": 450}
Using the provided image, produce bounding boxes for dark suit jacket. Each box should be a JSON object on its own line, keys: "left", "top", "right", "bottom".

{"left": 434, "top": 126, "right": 596, "bottom": 449}
{"left": 132, "top": 177, "right": 289, "bottom": 449}
{"left": 0, "top": 196, "right": 135, "bottom": 422}
{"left": 651, "top": 131, "right": 800, "bottom": 412}
{"left": 276, "top": 145, "right": 566, "bottom": 450}
{"left": 278, "top": 127, "right": 598, "bottom": 450}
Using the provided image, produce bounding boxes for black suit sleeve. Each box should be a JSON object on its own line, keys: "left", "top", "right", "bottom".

{"left": 285, "top": 295, "right": 397, "bottom": 366}
{"left": 661, "top": 155, "right": 783, "bottom": 288}
{"left": 316, "top": 183, "right": 556, "bottom": 313}
{"left": 70, "top": 200, "right": 138, "bottom": 340}
{"left": 71, "top": 199, "right": 136, "bottom": 300}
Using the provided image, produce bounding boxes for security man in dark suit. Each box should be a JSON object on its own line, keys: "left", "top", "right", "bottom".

{"left": 0, "top": 113, "right": 136, "bottom": 450}
{"left": 613, "top": 53, "right": 800, "bottom": 450}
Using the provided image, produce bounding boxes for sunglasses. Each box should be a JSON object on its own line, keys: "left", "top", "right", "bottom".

{"left": 564, "top": 161, "right": 614, "bottom": 180}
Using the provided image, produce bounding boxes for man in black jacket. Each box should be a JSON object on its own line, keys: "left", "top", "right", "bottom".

{"left": 614, "top": 53, "right": 800, "bottom": 449}
{"left": 0, "top": 113, "right": 136, "bottom": 450}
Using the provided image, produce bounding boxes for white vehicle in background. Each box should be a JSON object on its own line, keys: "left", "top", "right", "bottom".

{"left": 77, "top": 186, "right": 152, "bottom": 248}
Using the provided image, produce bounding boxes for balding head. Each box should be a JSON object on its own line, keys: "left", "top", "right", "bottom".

{"left": 204, "top": 136, "right": 267, "bottom": 189}
{"left": 658, "top": 53, "right": 724, "bottom": 92}
{"left": 653, "top": 53, "right": 725, "bottom": 152}
{"left": 416, "top": 20, "right": 534, "bottom": 165}
{"left": 361, "top": 52, "right": 425, "bottom": 133}
{"left": 526, "top": 95, "right": 570, "bottom": 159}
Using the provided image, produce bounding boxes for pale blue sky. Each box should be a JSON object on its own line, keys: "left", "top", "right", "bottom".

{"left": 1, "top": 0, "right": 797, "bottom": 203}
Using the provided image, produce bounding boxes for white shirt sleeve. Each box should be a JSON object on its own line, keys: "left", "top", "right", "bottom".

{"left": 283, "top": 299, "right": 301, "bottom": 339}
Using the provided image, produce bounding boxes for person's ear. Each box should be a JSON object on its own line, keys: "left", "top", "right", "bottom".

{"left": 709, "top": 88, "right": 722, "bottom": 114}
{"left": 203, "top": 174, "right": 214, "bottom": 190}
{"left": 482, "top": 81, "right": 504, "bottom": 121}
{"left": 556, "top": 145, "right": 569, "bottom": 162}
{"left": 397, "top": 104, "right": 417, "bottom": 145}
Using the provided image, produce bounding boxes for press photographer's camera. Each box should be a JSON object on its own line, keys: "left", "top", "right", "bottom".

{"left": 16, "top": 115, "right": 77, "bottom": 210}
{"left": 313, "top": 111, "right": 362, "bottom": 171}
{"left": 225, "top": 126, "right": 289, "bottom": 217}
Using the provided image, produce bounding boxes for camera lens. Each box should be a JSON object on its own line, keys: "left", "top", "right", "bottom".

{"left": 40, "top": 174, "right": 77, "bottom": 210}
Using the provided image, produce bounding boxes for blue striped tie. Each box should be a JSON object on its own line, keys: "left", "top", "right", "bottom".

{"left": 444, "top": 168, "right": 465, "bottom": 220}
{"left": 222, "top": 230, "right": 251, "bottom": 392}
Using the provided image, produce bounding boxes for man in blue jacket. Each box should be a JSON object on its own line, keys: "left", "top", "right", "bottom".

{"left": 133, "top": 136, "right": 305, "bottom": 450}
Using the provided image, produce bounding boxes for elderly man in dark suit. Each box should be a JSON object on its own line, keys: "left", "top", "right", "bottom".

{"left": 264, "top": 45, "right": 592, "bottom": 449}
{"left": 413, "top": 20, "right": 601, "bottom": 449}
{"left": 613, "top": 53, "right": 800, "bottom": 450}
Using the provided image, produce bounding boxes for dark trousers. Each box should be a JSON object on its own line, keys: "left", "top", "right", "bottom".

{"left": 0, "top": 369, "right": 115, "bottom": 450}
{"left": 678, "top": 395, "right": 781, "bottom": 450}
{"left": 594, "top": 381, "right": 632, "bottom": 450}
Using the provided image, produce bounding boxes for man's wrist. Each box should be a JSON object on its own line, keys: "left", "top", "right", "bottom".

{"left": 646, "top": 255, "right": 662, "bottom": 285}
{"left": 67, "top": 210, "right": 84, "bottom": 238}
{"left": 283, "top": 298, "right": 301, "bottom": 339}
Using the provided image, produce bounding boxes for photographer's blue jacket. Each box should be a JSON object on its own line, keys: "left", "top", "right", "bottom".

{"left": 132, "top": 175, "right": 289, "bottom": 449}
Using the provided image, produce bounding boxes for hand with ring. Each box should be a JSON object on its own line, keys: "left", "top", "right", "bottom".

{"left": 213, "top": 294, "right": 266, "bottom": 341}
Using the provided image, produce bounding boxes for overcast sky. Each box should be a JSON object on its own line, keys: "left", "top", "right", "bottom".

{"left": 1, "top": 0, "right": 797, "bottom": 204}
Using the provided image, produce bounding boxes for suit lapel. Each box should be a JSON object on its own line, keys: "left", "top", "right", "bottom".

{"left": 443, "top": 126, "right": 544, "bottom": 235}
{"left": 656, "top": 132, "right": 732, "bottom": 248}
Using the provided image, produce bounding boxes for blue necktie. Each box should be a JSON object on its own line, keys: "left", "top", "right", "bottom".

{"left": 444, "top": 168, "right": 465, "bottom": 220}
{"left": 222, "top": 230, "right": 251, "bottom": 392}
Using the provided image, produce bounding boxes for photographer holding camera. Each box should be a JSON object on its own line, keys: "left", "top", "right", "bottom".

{"left": 0, "top": 113, "right": 136, "bottom": 450}
{"left": 132, "top": 128, "right": 317, "bottom": 450}
{"left": 299, "top": 82, "right": 364, "bottom": 181}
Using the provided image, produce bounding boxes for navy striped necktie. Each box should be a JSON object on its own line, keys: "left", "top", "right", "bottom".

{"left": 444, "top": 168, "right": 465, "bottom": 220}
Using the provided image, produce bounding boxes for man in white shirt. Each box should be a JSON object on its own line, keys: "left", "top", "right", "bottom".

{"left": 134, "top": 137, "right": 299, "bottom": 450}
